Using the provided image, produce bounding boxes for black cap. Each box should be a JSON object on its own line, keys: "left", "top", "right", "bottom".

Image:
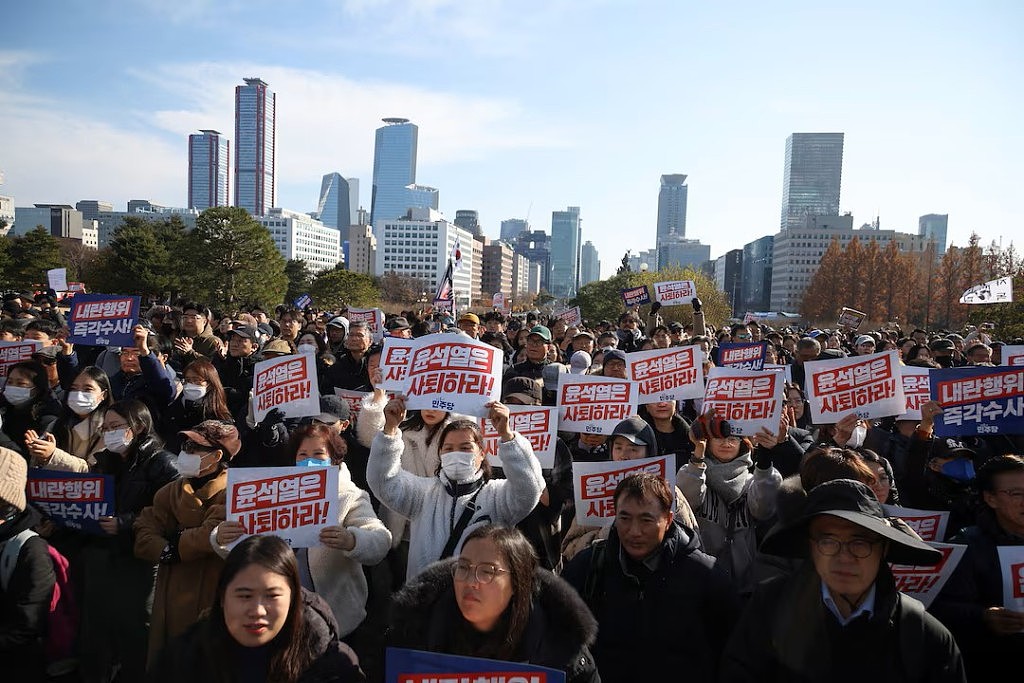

{"left": 306, "top": 394, "right": 351, "bottom": 425}
{"left": 386, "top": 316, "right": 410, "bottom": 331}
{"left": 502, "top": 376, "right": 543, "bottom": 405}
{"left": 226, "top": 325, "right": 258, "bottom": 341}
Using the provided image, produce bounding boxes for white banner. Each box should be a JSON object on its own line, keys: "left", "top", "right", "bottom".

{"left": 557, "top": 374, "right": 638, "bottom": 434}
{"left": 1, "top": 340, "right": 43, "bottom": 385}
{"left": 763, "top": 363, "right": 793, "bottom": 385}
{"left": 47, "top": 267, "right": 68, "bottom": 293}
{"left": 491, "top": 292, "right": 508, "bottom": 313}
{"left": 226, "top": 466, "right": 339, "bottom": 548}
{"left": 837, "top": 306, "right": 867, "bottom": 330}
{"left": 479, "top": 406, "right": 557, "bottom": 469}
{"left": 571, "top": 454, "right": 675, "bottom": 527}
{"left": 890, "top": 542, "right": 966, "bottom": 608}
{"left": 554, "top": 306, "right": 582, "bottom": 328}
{"left": 252, "top": 354, "right": 321, "bottom": 423}
{"left": 998, "top": 546, "right": 1024, "bottom": 618}
{"left": 626, "top": 345, "right": 704, "bottom": 404}
{"left": 882, "top": 504, "right": 950, "bottom": 543}
{"left": 898, "top": 366, "right": 932, "bottom": 421}
{"left": 702, "top": 367, "right": 784, "bottom": 437}
{"left": 653, "top": 280, "right": 697, "bottom": 306}
{"left": 1002, "top": 345, "right": 1024, "bottom": 367}
{"left": 347, "top": 307, "right": 385, "bottom": 342}
{"left": 959, "top": 277, "right": 1013, "bottom": 304}
{"left": 804, "top": 350, "right": 905, "bottom": 423}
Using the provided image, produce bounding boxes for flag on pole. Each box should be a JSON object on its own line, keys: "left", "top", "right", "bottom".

{"left": 434, "top": 260, "right": 454, "bottom": 310}
{"left": 450, "top": 237, "right": 463, "bottom": 271}
{"left": 959, "top": 277, "right": 1013, "bottom": 305}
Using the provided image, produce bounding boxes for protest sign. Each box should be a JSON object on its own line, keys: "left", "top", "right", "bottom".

{"left": 804, "top": 350, "right": 904, "bottom": 423}
{"left": 763, "top": 363, "right": 793, "bottom": 385}
{"left": 27, "top": 470, "right": 115, "bottom": 535}
{"left": 385, "top": 648, "right": 565, "bottom": 683}
{"left": 702, "top": 367, "right": 784, "bottom": 437}
{"left": 959, "top": 277, "right": 1013, "bottom": 304}
{"left": 252, "top": 354, "right": 320, "bottom": 423}
{"left": 226, "top": 466, "right": 338, "bottom": 548}
{"left": 890, "top": 543, "right": 966, "bottom": 608}
{"left": 899, "top": 365, "right": 932, "bottom": 421}
{"left": 47, "top": 267, "right": 68, "bottom": 293}
{"left": 293, "top": 293, "right": 312, "bottom": 310}
{"left": 717, "top": 342, "right": 769, "bottom": 370}
{"left": 557, "top": 374, "right": 637, "bottom": 434}
{"left": 652, "top": 280, "right": 697, "bottom": 306}
{"left": 333, "top": 388, "right": 373, "bottom": 425}
{"left": 0, "top": 339, "right": 42, "bottom": 384}
{"left": 626, "top": 345, "right": 704, "bottom": 404}
{"left": 1002, "top": 345, "right": 1024, "bottom": 367}
{"left": 571, "top": 455, "right": 675, "bottom": 527}
{"left": 480, "top": 406, "right": 557, "bottom": 469}
{"left": 346, "top": 307, "right": 385, "bottom": 342}
{"left": 998, "top": 546, "right": 1024, "bottom": 614}
{"left": 67, "top": 293, "right": 141, "bottom": 346}
{"left": 620, "top": 285, "right": 651, "bottom": 307}
{"left": 837, "top": 306, "right": 866, "bottom": 330}
{"left": 378, "top": 335, "right": 502, "bottom": 416}
{"left": 882, "top": 504, "right": 950, "bottom": 542}
{"left": 929, "top": 365, "right": 1024, "bottom": 437}
{"left": 491, "top": 292, "right": 508, "bottom": 313}
{"left": 554, "top": 306, "right": 582, "bottom": 328}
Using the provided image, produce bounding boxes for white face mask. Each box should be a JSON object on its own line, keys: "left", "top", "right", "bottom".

{"left": 182, "top": 383, "right": 207, "bottom": 402}
{"left": 3, "top": 385, "right": 33, "bottom": 407}
{"left": 846, "top": 423, "right": 868, "bottom": 450}
{"left": 440, "top": 451, "right": 478, "bottom": 483}
{"left": 103, "top": 429, "right": 131, "bottom": 453}
{"left": 68, "top": 390, "right": 100, "bottom": 416}
{"left": 176, "top": 451, "right": 203, "bottom": 477}
{"left": 297, "top": 343, "right": 318, "bottom": 355}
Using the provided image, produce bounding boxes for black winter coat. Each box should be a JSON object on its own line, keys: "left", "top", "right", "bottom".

{"left": 213, "top": 352, "right": 258, "bottom": 419}
{"left": 389, "top": 558, "right": 600, "bottom": 683}
{"left": 560, "top": 521, "right": 738, "bottom": 683}
{"left": 0, "top": 508, "right": 55, "bottom": 680}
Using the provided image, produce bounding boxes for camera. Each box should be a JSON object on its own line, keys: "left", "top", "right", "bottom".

{"left": 691, "top": 411, "right": 731, "bottom": 441}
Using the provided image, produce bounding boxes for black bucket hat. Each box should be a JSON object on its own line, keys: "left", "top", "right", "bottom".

{"left": 760, "top": 479, "right": 941, "bottom": 566}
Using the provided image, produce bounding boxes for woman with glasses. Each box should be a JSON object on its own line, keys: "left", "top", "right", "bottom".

{"left": 388, "top": 524, "right": 599, "bottom": 683}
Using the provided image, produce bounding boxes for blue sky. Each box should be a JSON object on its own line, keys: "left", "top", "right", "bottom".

{"left": 3, "top": 1, "right": 1022, "bottom": 278}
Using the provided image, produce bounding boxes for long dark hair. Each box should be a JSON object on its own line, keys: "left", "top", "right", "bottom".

{"left": 204, "top": 535, "right": 313, "bottom": 682}
{"left": 106, "top": 399, "right": 162, "bottom": 455}
{"left": 182, "top": 358, "right": 232, "bottom": 420}
{"left": 54, "top": 366, "right": 113, "bottom": 449}
{"left": 401, "top": 410, "right": 449, "bottom": 446}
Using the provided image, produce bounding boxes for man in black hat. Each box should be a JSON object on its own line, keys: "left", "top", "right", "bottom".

{"left": 384, "top": 316, "right": 412, "bottom": 339}
{"left": 214, "top": 325, "right": 261, "bottom": 419}
{"left": 721, "top": 478, "right": 965, "bottom": 682}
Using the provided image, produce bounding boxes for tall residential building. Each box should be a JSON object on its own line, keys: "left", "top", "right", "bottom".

{"left": 455, "top": 210, "right": 483, "bottom": 237}
{"left": 919, "top": 214, "right": 949, "bottom": 255}
{"left": 470, "top": 235, "right": 485, "bottom": 305}
{"left": 513, "top": 230, "right": 552, "bottom": 293}
{"left": 714, "top": 249, "right": 744, "bottom": 316}
{"left": 656, "top": 174, "right": 688, "bottom": 243}
{"left": 234, "top": 78, "right": 275, "bottom": 216}
{"left": 482, "top": 241, "right": 514, "bottom": 300}
{"left": 188, "top": 130, "right": 230, "bottom": 210}
{"left": 549, "top": 206, "right": 582, "bottom": 298}
{"left": 657, "top": 234, "right": 710, "bottom": 271}
{"left": 258, "top": 208, "right": 341, "bottom": 273}
{"left": 75, "top": 200, "right": 113, "bottom": 222}
{"left": 741, "top": 235, "right": 774, "bottom": 313}
{"left": 500, "top": 218, "right": 529, "bottom": 242}
{"left": 316, "top": 173, "right": 354, "bottom": 230}
{"left": 347, "top": 224, "right": 377, "bottom": 276}
{"left": 511, "top": 252, "right": 533, "bottom": 297}
{"left": 780, "top": 133, "right": 844, "bottom": 230}
{"left": 580, "top": 241, "right": 601, "bottom": 286}
{"left": 370, "top": 118, "right": 418, "bottom": 226}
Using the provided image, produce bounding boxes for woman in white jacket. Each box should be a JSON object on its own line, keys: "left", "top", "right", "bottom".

{"left": 214, "top": 422, "right": 391, "bottom": 638}
{"left": 367, "top": 397, "right": 544, "bottom": 581}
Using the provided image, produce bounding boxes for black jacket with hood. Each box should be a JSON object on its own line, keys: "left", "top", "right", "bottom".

{"left": 0, "top": 507, "right": 55, "bottom": 679}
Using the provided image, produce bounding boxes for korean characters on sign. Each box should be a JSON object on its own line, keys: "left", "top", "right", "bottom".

{"left": 252, "top": 354, "right": 320, "bottom": 422}
{"left": 899, "top": 366, "right": 932, "bottom": 421}
{"left": 652, "top": 280, "right": 697, "bottom": 306}
{"left": 554, "top": 306, "right": 582, "bottom": 328}
{"left": 882, "top": 505, "right": 951, "bottom": 543}
{"left": 717, "top": 342, "right": 769, "bottom": 371}
{"left": 804, "top": 350, "right": 905, "bottom": 423}
{"left": 571, "top": 455, "right": 675, "bottom": 527}
{"left": 1002, "top": 345, "right": 1024, "bottom": 367}
{"left": 836, "top": 307, "right": 867, "bottom": 330}
{"left": 347, "top": 307, "right": 384, "bottom": 342}
{"left": 557, "top": 374, "right": 638, "bottom": 434}
{"left": 479, "top": 406, "right": 558, "bottom": 469}
{"left": 997, "top": 547, "right": 1024, "bottom": 615}
{"left": 67, "top": 294, "right": 141, "bottom": 346}
{"left": 889, "top": 543, "right": 967, "bottom": 608}
{"left": 0, "top": 340, "right": 42, "bottom": 385}
{"left": 620, "top": 285, "right": 651, "bottom": 307}
{"left": 626, "top": 345, "right": 704, "bottom": 404}
{"left": 27, "top": 471, "right": 116, "bottom": 535}
{"left": 227, "top": 466, "right": 339, "bottom": 548}
{"left": 378, "top": 336, "right": 503, "bottom": 416}
{"left": 702, "top": 367, "right": 783, "bottom": 437}
{"left": 385, "top": 649, "right": 565, "bottom": 683}
{"left": 929, "top": 366, "right": 1024, "bottom": 437}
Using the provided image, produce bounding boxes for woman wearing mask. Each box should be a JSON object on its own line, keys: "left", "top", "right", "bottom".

{"left": 77, "top": 399, "right": 180, "bottom": 683}
{"left": 367, "top": 397, "right": 544, "bottom": 581}
{"left": 0, "top": 360, "right": 61, "bottom": 455}
{"left": 149, "top": 535, "right": 364, "bottom": 683}
{"left": 134, "top": 419, "right": 241, "bottom": 669}
{"left": 159, "top": 357, "right": 233, "bottom": 454}
{"left": 25, "top": 366, "right": 112, "bottom": 472}
{"left": 296, "top": 331, "right": 336, "bottom": 378}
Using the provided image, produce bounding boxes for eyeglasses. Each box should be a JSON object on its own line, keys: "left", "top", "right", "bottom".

{"left": 525, "top": 337, "right": 548, "bottom": 346}
{"left": 452, "top": 560, "right": 510, "bottom": 584}
{"left": 811, "top": 536, "right": 880, "bottom": 559}
{"left": 785, "top": 398, "right": 805, "bottom": 406}
{"left": 995, "top": 489, "right": 1024, "bottom": 502}
{"left": 181, "top": 314, "right": 204, "bottom": 320}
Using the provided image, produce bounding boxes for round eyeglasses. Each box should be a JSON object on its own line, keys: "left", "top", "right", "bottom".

{"left": 452, "top": 560, "right": 510, "bottom": 584}
{"left": 811, "top": 536, "right": 880, "bottom": 559}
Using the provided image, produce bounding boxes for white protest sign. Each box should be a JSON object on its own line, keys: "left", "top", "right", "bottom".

{"left": 492, "top": 292, "right": 508, "bottom": 313}
{"left": 571, "top": 455, "right": 675, "bottom": 527}
{"left": 226, "top": 466, "right": 339, "bottom": 548}
{"left": 898, "top": 366, "right": 932, "bottom": 421}
{"left": 378, "top": 334, "right": 502, "bottom": 416}
{"left": 837, "top": 306, "right": 866, "bottom": 330}
{"left": 626, "top": 345, "right": 704, "bottom": 404}
{"left": 252, "top": 354, "right": 321, "bottom": 423}
{"left": 0, "top": 340, "right": 43, "bottom": 385}
{"left": 882, "top": 504, "right": 950, "bottom": 543}
{"left": 701, "top": 367, "right": 784, "bottom": 437}
{"left": 959, "top": 277, "right": 1013, "bottom": 304}
{"left": 557, "top": 374, "right": 638, "bottom": 435}
{"left": 890, "top": 542, "right": 967, "bottom": 608}
{"left": 554, "top": 306, "right": 582, "bottom": 328}
{"left": 480, "top": 405, "right": 558, "bottom": 469}
{"left": 998, "top": 546, "right": 1024, "bottom": 618}
{"left": 1002, "top": 345, "right": 1024, "bottom": 367}
{"left": 653, "top": 280, "right": 697, "bottom": 306}
{"left": 47, "top": 267, "right": 68, "bottom": 293}
{"left": 763, "top": 363, "right": 793, "bottom": 385}
{"left": 347, "top": 307, "right": 385, "bottom": 341}
{"left": 804, "top": 350, "right": 905, "bottom": 424}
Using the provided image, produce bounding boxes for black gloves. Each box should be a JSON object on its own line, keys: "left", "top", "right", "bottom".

{"left": 650, "top": 301, "right": 662, "bottom": 315}
{"left": 160, "top": 529, "right": 183, "bottom": 564}
{"left": 259, "top": 407, "right": 289, "bottom": 447}
{"left": 754, "top": 445, "right": 773, "bottom": 470}
{"left": 692, "top": 297, "right": 703, "bottom": 313}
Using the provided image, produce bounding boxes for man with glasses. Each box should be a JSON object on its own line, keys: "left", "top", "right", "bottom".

{"left": 853, "top": 334, "right": 877, "bottom": 356}
{"left": 503, "top": 324, "right": 552, "bottom": 385}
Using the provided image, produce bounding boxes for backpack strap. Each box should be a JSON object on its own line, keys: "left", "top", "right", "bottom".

{"left": 0, "top": 528, "right": 39, "bottom": 590}
{"left": 439, "top": 484, "right": 485, "bottom": 561}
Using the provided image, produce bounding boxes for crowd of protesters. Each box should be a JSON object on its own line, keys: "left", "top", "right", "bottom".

{"left": 1, "top": 285, "right": 1022, "bottom": 682}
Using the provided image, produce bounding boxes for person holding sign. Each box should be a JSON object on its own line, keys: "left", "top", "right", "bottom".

{"left": 366, "top": 397, "right": 544, "bottom": 581}
{"left": 0, "top": 360, "right": 62, "bottom": 458}
{"left": 388, "top": 524, "right": 599, "bottom": 683}
{"left": 25, "top": 365, "right": 112, "bottom": 473}
{"left": 931, "top": 455, "right": 1024, "bottom": 681}
{"left": 721, "top": 479, "right": 965, "bottom": 683}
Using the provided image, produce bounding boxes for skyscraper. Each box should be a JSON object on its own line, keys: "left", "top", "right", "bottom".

{"left": 234, "top": 78, "right": 275, "bottom": 216}
{"left": 656, "top": 174, "right": 688, "bottom": 243}
{"left": 370, "top": 118, "right": 418, "bottom": 226}
{"left": 454, "top": 210, "right": 482, "bottom": 237}
{"left": 514, "top": 230, "right": 552, "bottom": 293}
{"left": 500, "top": 218, "right": 529, "bottom": 242}
{"left": 780, "top": 133, "right": 844, "bottom": 230}
{"left": 919, "top": 214, "right": 948, "bottom": 255}
{"left": 188, "top": 130, "right": 230, "bottom": 210}
{"left": 316, "top": 173, "right": 353, "bottom": 229}
{"left": 549, "top": 206, "right": 582, "bottom": 298}
{"left": 580, "top": 241, "right": 601, "bottom": 286}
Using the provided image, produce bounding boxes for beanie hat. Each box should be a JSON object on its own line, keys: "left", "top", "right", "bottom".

{"left": 0, "top": 447, "right": 28, "bottom": 512}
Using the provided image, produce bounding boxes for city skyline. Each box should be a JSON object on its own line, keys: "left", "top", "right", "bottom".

{"left": 2, "top": 2, "right": 1021, "bottom": 279}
